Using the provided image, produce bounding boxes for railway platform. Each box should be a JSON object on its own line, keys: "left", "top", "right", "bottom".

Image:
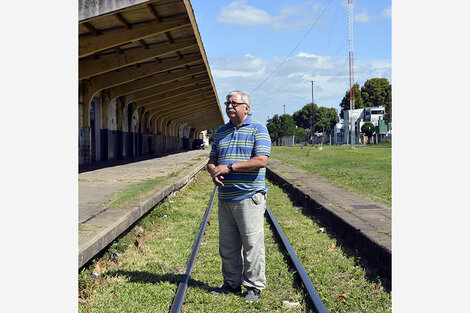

{"left": 266, "top": 158, "right": 391, "bottom": 278}
{"left": 79, "top": 152, "right": 391, "bottom": 278}
{"left": 79, "top": 149, "right": 210, "bottom": 268}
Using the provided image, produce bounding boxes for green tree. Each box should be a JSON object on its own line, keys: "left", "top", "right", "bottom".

{"left": 292, "top": 102, "right": 318, "bottom": 129}
{"left": 267, "top": 114, "right": 297, "bottom": 142}
{"left": 294, "top": 127, "right": 309, "bottom": 143}
{"left": 361, "top": 78, "right": 392, "bottom": 123}
{"left": 314, "top": 107, "right": 339, "bottom": 133}
{"left": 279, "top": 114, "right": 296, "bottom": 137}
{"left": 206, "top": 127, "right": 217, "bottom": 143}
{"left": 339, "top": 83, "right": 364, "bottom": 119}
{"left": 361, "top": 122, "right": 375, "bottom": 142}
{"left": 266, "top": 114, "right": 281, "bottom": 142}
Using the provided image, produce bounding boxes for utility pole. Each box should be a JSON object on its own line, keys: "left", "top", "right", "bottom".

{"left": 311, "top": 80, "right": 314, "bottom": 145}
{"left": 283, "top": 104, "right": 286, "bottom": 115}
{"left": 348, "top": 0, "right": 356, "bottom": 148}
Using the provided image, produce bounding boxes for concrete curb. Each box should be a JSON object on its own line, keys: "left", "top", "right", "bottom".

{"left": 78, "top": 158, "right": 207, "bottom": 268}
{"left": 266, "top": 165, "right": 391, "bottom": 279}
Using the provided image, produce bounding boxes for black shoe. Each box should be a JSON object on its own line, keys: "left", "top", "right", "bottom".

{"left": 244, "top": 287, "right": 261, "bottom": 302}
{"left": 210, "top": 282, "right": 241, "bottom": 296}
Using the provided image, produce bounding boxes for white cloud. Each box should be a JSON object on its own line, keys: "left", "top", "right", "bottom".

{"left": 210, "top": 54, "right": 265, "bottom": 74}
{"left": 208, "top": 51, "right": 391, "bottom": 123}
{"left": 216, "top": 0, "right": 322, "bottom": 30}
{"left": 216, "top": 0, "right": 272, "bottom": 26}
{"left": 355, "top": 8, "right": 375, "bottom": 23}
{"left": 380, "top": 6, "right": 391, "bottom": 19}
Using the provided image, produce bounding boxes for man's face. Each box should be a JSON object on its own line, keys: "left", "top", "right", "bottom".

{"left": 225, "top": 93, "right": 249, "bottom": 122}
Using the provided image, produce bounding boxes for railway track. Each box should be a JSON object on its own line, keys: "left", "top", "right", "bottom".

{"left": 169, "top": 186, "right": 328, "bottom": 313}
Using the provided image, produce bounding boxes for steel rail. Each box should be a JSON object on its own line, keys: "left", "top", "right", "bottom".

{"left": 265, "top": 203, "right": 328, "bottom": 313}
{"left": 169, "top": 185, "right": 217, "bottom": 313}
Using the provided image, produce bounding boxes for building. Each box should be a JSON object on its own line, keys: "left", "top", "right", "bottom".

{"left": 333, "top": 106, "right": 390, "bottom": 144}
{"left": 79, "top": 0, "right": 225, "bottom": 165}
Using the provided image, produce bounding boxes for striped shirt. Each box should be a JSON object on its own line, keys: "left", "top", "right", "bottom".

{"left": 210, "top": 115, "right": 271, "bottom": 201}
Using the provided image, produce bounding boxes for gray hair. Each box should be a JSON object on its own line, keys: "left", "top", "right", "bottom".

{"left": 226, "top": 90, "right": 251, "bottom": 114}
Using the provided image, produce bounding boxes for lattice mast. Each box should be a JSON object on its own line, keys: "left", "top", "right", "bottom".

{"left": 348, "top": 0, "right": 356, "bottom": 147}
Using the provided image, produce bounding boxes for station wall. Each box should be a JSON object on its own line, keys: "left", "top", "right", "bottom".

{"left": 79, "top": 94, "right": 199, "bottom": 165}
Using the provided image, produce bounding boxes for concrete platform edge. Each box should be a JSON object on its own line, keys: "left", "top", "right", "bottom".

{"left": 78, "top": 159, "right": 207, "bottom": 269}
{"left": 266, "top": 166, "right": 391, "bottom": 279}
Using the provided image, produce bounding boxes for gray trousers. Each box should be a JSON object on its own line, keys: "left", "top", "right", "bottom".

{"left": 218, "top": 192, "right": 267, "bottom": 290}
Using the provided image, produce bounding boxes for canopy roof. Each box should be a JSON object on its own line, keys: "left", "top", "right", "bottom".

{"left": 79, "top": 0, "right": 224, "bottom": 132}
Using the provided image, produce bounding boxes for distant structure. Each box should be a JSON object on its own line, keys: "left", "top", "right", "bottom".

{"left": 333, "top": 106, "right": 391, "bottom": 144}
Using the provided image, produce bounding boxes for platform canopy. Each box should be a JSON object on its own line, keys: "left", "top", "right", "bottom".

{"left": 79, "top": 0, "right": 224, "bottom": 132}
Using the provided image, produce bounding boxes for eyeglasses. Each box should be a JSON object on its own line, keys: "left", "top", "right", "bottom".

{"left": 224, "top": 100, "right": 247, "bottom": 107}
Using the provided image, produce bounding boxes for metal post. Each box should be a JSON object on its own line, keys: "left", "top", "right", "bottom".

{"left": 311, "top": 81, "right": 314, "bottom": 144}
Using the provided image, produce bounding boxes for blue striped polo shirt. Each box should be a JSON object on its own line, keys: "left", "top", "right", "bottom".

{"left": 210, "top": 115, "right": 271, "bottom": 201}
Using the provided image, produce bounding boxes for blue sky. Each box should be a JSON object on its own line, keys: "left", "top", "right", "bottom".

{"left": 191, "top": 0, "right": 391, "bottom": 125}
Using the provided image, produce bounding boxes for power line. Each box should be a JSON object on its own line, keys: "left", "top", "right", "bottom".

{"left": 248, "top": 0, "right": 334, "bottom": 96}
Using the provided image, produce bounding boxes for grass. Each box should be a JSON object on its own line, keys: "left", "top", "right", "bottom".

{"left": 79, "top": 171, "right": 391, "bottom": 312}
{"left": 267, "top": 182, "right": 391, "bottom": 312}
{"left": 270, "top": 144, "right": 391, "bottom": 206}
{"left": 108, "top": 177, "right": 169, "bottom": 207}
{"left": 108, "top": 170, "right": 185, "bottom": 207}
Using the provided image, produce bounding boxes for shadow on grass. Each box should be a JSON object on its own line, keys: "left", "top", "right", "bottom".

{"left": 105, "top": 270, "right": 214, "bottom": 291}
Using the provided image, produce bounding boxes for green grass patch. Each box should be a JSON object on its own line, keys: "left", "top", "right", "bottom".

{"left": 267, "top": 182, "right": 391, "bottom": 312}
{"left": 270, "top": 145, "right": 391, "bottom": 206}
{"left": 108, "top": 169, "right": 184, "bottom": 207}
{"left": 79, "top": 172, "right": 391, "bottom": 312}
{"left": 108, "top": 177, "right": 169, "bottom": 207}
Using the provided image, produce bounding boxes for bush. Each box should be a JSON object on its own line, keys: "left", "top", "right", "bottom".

{"left": 377, "top": 138, "right": 392, "bottom": 146}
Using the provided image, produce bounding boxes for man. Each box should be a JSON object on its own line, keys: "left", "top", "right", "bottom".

{"left": 207, "top": 90, "right": 271, "bottom": 303}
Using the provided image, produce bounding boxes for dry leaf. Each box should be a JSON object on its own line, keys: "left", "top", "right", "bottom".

{"left": 336, "top": 292, "right": 347, "bottom": 301}
{"left": 134, "top": 238, "right": 143, "bottom": 249}
{"left": 371, "top": 284, "right": 378, "bottom": 290}
{"left": 92, "top": 262, "right": 106, "bottom": 274}
{"left": 328, "top": 243, "right": 336, "bottom": 251}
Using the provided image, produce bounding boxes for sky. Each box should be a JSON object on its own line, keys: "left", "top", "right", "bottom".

{"left": 191, "top": 0, "right": 391, "bottom": 125}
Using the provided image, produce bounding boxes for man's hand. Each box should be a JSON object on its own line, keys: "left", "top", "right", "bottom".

{"left": 207, "top": 157, "right": 227, "bottom": 186}
{"left": 212, "top": 175, "right": 224, "bottom": 186}
{"left": 209, "top": 164, "right": 231, "bottom": 187}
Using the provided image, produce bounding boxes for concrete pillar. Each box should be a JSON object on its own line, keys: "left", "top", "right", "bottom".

{"left": 156, "top": 134, "right": 164, "bottom": 155}
{"left": 79, "top": 127, "right": 91, "bottom": 165}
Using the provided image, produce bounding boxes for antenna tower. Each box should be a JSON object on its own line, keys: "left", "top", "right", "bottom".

{"left": 348, "top": 0, "right": 356, "bottom": 148}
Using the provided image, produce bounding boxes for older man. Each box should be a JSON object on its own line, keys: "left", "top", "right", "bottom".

{"left": 207, "top": 90, "right": 271, "bottom": 302}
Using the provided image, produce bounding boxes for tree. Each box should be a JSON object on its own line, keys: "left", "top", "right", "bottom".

{"left": 294, "top": 127, "right": 308, "bottom": 143}
{"left": 267, "top": 114, "right": 296, "bottom": 142}
{"left": 339, "top": 83, "right": 364, "bottom": 119}
{"left": 207, "top": 127, "right": 218, "bottom": 143}
{"left": 292, "top": 102, "right": 318, "bottom": 129}
{"left": 361, "top": 122, "right": 375, "bottom": 143}
{"left": 361, "top": 78, "right": 392, "bottom": 123}
{"left": 314, "top": 107, "right": 339, "bottom": 133}
{"left": 279, "top": 114, "right": 296, "bottom": 137}
{"left": 266, "top": 115, "right": 281, "bottom": 142}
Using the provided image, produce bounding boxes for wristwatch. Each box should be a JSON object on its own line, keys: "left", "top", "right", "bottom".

{"left": 227, "top": 163, "right": 233, "bottom": 172}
